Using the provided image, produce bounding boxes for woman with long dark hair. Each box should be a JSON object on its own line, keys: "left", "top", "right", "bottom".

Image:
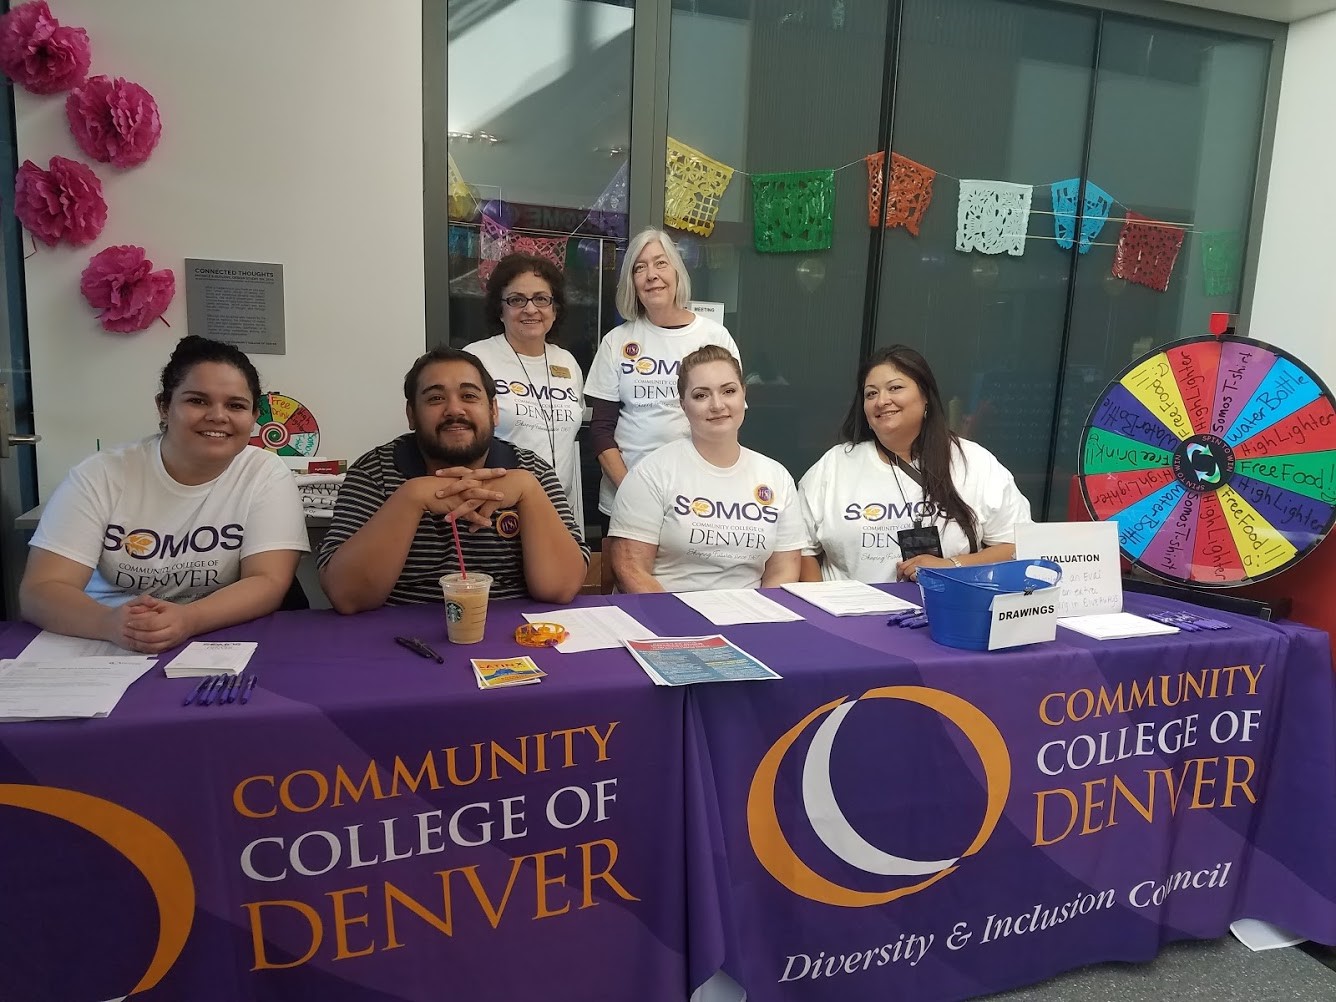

{"left": 798, "top": 345, "right": 1030, "bottom": 583}
{"left": 21, "top": 335, "right": 308, "bottom": 652}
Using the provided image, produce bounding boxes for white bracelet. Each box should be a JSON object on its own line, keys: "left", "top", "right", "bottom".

{"left": 950, "top": 557, "right": 962, "bottom": 568}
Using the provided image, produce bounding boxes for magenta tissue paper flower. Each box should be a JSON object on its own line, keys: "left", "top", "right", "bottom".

{"left": 66, "top": 75, "right": 162, "bottom": 168}
{"left": 81, "top": 245, "right": 175, "bottom": 334}
{"left": 14, "top": 155, "right": 107, "bottom": 246}
{"left": 0, "top": 1, "right": 91, "bottom": 95}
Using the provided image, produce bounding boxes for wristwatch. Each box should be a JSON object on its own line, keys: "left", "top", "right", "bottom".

{"left": 950, "top": 557, "right": 963, "bottom": 567}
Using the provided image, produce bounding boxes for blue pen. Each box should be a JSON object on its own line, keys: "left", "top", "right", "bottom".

{"left": 199, "top": 675, "right": 225, "bottom": 706}
{"left": 886, "top": 611, "right": 918, "bottom": 626}
{"left": 183, "top": 676, "right": 212, "bottom": 706}
{"left": 239, "top": 675, "right": 259, "bottom": 704}
{"left": 223, "top": 676, "right": 242, "bottom": 704}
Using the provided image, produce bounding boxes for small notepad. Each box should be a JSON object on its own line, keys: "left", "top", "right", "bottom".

{"left": 163, "top": 642, "right": 258, "bottom": 678}
{"left": 1058, "top": 613, "right": 1180, "bottom": 641}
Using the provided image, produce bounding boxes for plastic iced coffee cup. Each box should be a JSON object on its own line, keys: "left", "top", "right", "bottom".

{"left": 440, "top": 572, "right": 492, "bottom": 644}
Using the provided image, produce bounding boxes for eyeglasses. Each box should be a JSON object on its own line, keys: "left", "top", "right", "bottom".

{"left": 502, "top": 293, "right": 554, "bottom": 310}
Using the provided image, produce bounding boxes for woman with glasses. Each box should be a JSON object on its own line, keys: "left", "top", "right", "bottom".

{"left": 472, "top": 253, "right": 586, "bottom": 527}
{"left": 586, "top": 227, "right": 741, "bottom": 521}
{"left": 799, "top": 344, "right": 1030, "bottom": 584}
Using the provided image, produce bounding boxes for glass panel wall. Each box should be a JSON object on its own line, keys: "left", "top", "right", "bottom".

{"left": 666, "top": 0, "right": 891, "bottom": 479}
{"left": 428, "top": 0, "right": 1280, "bottom": 523}
{"left": 872, "top": 0, "right": 1099, "bottom": 515}
{"left": 1051, "top": 17, "right": 1271, "bottom": 516}
{"left": 443, "top": 0, "right": 635, "bottom": 533}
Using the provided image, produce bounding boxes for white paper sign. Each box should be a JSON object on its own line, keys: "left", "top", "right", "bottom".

{"left": 1015, "top": 521, "right": 1122, "bottom": 616}
{"left": 988, "top": 589, "right": 1059, "bottom": 650}
{"left": 689, "top": 300, "right": 725, "bottom": 324}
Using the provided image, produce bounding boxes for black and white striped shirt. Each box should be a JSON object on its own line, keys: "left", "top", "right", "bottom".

{"left": 317, "top": 434, "right": 589, "bottom": 605}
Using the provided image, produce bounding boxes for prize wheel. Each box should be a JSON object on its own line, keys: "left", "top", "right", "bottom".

{"left": 1078, "top": 334, "right": 1336, "bottom": 587}
{"left": 249, "top": 392, "right": 320, "bottom": 457}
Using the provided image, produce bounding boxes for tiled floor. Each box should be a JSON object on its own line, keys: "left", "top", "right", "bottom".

{"left": 987, "top": 936, "right": 1336, "bottom": 1001}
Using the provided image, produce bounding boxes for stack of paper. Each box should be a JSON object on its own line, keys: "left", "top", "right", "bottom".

{"left": 0, "top": 657, "right": 156, "bottom": 721}
{"left": 162, "top": 642, "right": 258, "bottom": 678}
{"left": 675, "top": 589, "right": 804, "bottom": 625}
{"left": 781, "top": 580, "right": 920, "bottom": 617}
{"left": 471, "top": 656, "right": 546, "bottom": 689}
{"left": 522, "top": 606, "right": 656, "bottom": 653}
{"left": 1058, "top": 613, "right": 1180, "bottom": 640}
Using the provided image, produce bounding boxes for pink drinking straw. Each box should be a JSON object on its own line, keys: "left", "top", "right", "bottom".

{"left": 447, "top": 514, "right": 468, "bottom": 579}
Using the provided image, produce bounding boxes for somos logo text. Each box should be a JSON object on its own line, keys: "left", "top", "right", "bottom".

{"left": 621, "top": 356, "right": 681, "bottom": 376}
{"left": 104, "top": 523, "right": 244, "bottom": 559}
{"left": 843, "top": 501, "right": 942, "bottom": 522}
{"left": 494, "top": 380, "right": 579, "bottom": 401}
{"left": 674, "top": 495, "right": 778, "bottom": 523}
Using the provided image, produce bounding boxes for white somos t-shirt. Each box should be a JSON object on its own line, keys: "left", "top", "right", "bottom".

{"left": 609, "top": 438, "right": 807, "bottom": 592}
{"left": 30, "top": 436, "right": 310, "bottom": 605}
{"left": 798, "top": 439, "right": 1031, "bottom": 583}
{"left": 585, "top": 316, "right": 740, "bottom": 514}
{"left": 468, "top": 335, "right": 585, "bottom": 528}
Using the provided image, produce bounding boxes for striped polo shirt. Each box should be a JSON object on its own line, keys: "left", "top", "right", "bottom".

{"left": 317, "top": 434, "right": 588, "bottom": 605}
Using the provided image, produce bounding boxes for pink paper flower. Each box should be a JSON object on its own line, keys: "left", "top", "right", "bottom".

{"left": 81, "top": 245, "right": 175, "bottom": 334}
{"left": 0, "top": 1, "right": 90, "bottom": 94}
{"left": 14, "top": 155, "right": 107, "bottom": 246}
{"left": 66, "top": 75, "right": 162, "bottom": 168}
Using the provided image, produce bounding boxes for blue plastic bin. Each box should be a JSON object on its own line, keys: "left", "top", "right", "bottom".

{"left": 916, "top": 559, "right": 1063, "bottom": 651}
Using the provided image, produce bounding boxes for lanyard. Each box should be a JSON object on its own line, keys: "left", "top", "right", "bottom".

{"left": 876, "top": 442, "right": 923, "bottom": 529}
{"left": 507, "top": 342, "right": 557, "bottom": 468}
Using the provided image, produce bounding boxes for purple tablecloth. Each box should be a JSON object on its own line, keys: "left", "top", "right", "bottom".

{"left": 673, "top": 587, "right": 1336, "bottom": 1002}
{"left": 0, "top": 598, "right": 689, "bottom": 1002}
{"left": 2, "top": 588, "right": 1334, "bottom": 1002}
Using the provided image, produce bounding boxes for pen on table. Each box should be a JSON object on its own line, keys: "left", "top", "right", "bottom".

{"left": 410, "top": 638, "right": 444, "bottom": 664}
{"left": 239, "top": 675, "right": 258, "bottom": 704}
{"left": 183, "top": 676, "right": 213, "bottom": 706}
{"left": 224, "top": 675, "right": 242, "bottom": 704}
{"left": 395, "top": 635, "right": 444, "bottom": 664}
{"left": 200, "top": 675, "right": 226, "bottom": 706}
{"left": 395, "top": 635, "right": 428, "bottom": 659}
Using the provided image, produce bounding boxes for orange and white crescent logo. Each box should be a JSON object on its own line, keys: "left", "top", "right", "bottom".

{"left": 747, "top": 686, "right": 1009, "bottom": 907}
{"left": 0, "top": 784, "right": 195, "bottom": 995}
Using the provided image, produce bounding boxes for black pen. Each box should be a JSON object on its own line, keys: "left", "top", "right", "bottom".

{"left": 395, "top": 636, "right": 443, "bottom": 663}
{"left": 239, "top": 675, "right": 258, "bottom": 704}
{"left": 183, "top": 676, "right": 212, "bottom": 706}
{"left": 410, "top": 638, "right": 444, "bottom": 664}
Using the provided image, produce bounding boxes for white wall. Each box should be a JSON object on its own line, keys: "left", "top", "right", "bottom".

{"left": 1250, "top": 10, "right": 1336, "bottom": 386}
{"left": 15, "top": 0, "right": 424, "bottom": 494}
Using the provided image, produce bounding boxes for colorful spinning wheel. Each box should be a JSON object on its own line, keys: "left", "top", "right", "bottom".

{"left": 1078, "top": 335, "right": 1336, "bottom": 587}
{"left": 249, "top": 392, "right": 320, "bottom": 457}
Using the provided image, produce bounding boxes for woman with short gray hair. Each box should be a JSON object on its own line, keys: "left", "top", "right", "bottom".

{"left": 585, "top": 227, "right": 741, "bottom": 519}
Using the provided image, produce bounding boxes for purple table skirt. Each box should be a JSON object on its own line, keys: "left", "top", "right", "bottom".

{"left": 1, "top": 586, "right": 1333, "bottom": 1002}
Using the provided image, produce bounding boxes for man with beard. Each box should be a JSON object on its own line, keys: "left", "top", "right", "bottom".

{"left": 318, "top": 347, "right": 589, "bottom": 612}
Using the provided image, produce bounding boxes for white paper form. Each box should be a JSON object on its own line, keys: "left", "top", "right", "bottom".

{"left": 523, "top": 606, "right": 658, "bottom": 653}
{"left": 18, "top": 631, "right": 137, "bottom": 660}
{"left": 674, "top": 590, "right": 804, "bottom": 626}
{"left": 781, "top": 580, "right": 920, "bottom": 617}
{"left": 1057, "top": 613, "right": 1180, "bottom": 640}
{"left": 0, "top": 658, "right": 156, "bottom": 721}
